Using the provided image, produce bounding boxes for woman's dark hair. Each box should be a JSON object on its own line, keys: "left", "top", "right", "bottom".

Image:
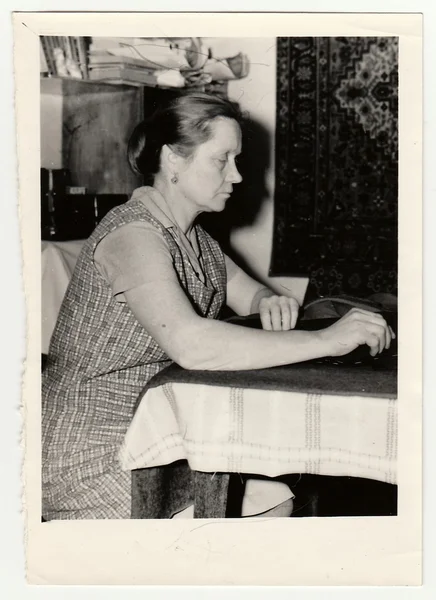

{"left": 127, "top": 92, "right": 244, "bottom": 183}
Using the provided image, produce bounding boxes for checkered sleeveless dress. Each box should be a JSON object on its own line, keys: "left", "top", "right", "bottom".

{"left": 42, "top": 198, "right": 227, "bottom": 520}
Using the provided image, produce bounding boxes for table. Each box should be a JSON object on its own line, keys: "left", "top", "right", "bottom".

{"left": 41, "top": 240, "right": 84, "bottom": 354}
{"left": 121, "top": 359, "right": 397, "bottom": 518}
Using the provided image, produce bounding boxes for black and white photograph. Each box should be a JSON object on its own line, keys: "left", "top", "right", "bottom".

{"left": 13, "top": 11, "right": 422, "bottom": 587}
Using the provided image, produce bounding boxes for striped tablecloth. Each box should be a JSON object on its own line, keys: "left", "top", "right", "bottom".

{"left": 120, "top": 365, "right": 398, "bottom": 485}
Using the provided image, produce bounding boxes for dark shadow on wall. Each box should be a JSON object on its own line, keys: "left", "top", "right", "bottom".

{"left": 199, "top": 117, "right": 272, "bottom": 278}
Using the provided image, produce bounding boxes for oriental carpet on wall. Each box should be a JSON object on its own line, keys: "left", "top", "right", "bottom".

{"left": 271, "top": 37, "right": 398, "bottom": 299}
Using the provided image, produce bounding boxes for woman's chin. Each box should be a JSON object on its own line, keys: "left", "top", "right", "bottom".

{"left": 205, "top": 199, "right": 229, "bottom": 213}
{"left": 217, "top": 194, "right": 231, "bottom": 210}
{"left": 200, "top": 193, "right": 231, "bottom": 214}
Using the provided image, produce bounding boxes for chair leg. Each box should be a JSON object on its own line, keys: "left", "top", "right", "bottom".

{"left": 193, "top": 471, "right": 231, "bottom": 519}
{"left": 131, "top": 462, "right": 193, "bottom": 519}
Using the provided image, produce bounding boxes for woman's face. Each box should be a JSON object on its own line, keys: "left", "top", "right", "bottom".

{"left": 176, "top": 117, "right": 243, "bottom": 214}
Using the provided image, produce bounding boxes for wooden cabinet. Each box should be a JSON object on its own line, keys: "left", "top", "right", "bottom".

{"left": 41, "top": 76, "right": 144, "bottom": 195}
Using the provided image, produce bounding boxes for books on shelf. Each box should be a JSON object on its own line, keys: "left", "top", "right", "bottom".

{"left": 72, "top": 37, "right": 89, "bottom": 79}
{"left": 40, "top": 36, "right": 89, "bottom": 79}
{"left": 40, "top": 36, "right": 55, "bottom": 75}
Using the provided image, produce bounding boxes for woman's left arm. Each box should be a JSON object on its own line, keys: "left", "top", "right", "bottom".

{"left": 225, "top": 254, "right": 301, "bottom": 331}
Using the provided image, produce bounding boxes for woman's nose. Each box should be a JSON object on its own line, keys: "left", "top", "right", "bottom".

{"left": 227, "top": 163, "right": 243, "bottom": 184}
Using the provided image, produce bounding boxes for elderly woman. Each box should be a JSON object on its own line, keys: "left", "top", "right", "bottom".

{"left": 42, "top": 93, "right": 393, "bottom": 521}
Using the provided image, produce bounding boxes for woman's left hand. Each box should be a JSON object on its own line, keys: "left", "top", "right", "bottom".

{"left": 258, "top": 295, "right": 301, "bottom": 331}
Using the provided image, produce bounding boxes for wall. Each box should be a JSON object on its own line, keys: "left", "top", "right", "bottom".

{"left": 40, "top": 37, "right": 309, "bottom": 302}
{"left": 40, "top": 91, "right": 63, "bottom": 169}
{"left": 205, "top": 38, "right": 308, "bottom": 303}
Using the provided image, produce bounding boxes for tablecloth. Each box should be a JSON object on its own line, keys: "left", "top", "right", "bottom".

{"left": 120, "top": 363, "right": 398, "bottom": 485}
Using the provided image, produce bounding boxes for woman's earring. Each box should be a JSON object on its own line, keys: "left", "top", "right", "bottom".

{"left": 171, "top": 173, "right": 179, "bottom": 184}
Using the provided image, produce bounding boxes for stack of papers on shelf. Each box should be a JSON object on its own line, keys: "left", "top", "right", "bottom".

{"left": 90, "top": 37, "right": 205, "bottom": 70}
{"left": 89, "top": 54, "right": 162, "bottom": 87}
{"left": 88, "top": 42, "right": 189, "bottom": 87}
{"left": 87, "top": 38, "right": 250, "bottom": 88}
{"left": 88, "top": 38, "right": 202, "bottom": 87}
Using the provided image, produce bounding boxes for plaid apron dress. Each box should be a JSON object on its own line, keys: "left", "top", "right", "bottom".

{"left": 42, "top": 198, "right": 226, "bottom": 520}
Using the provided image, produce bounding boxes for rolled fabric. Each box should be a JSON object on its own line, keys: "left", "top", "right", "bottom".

{"left": 203, "top": 52, "right": 250, "bottom": 80}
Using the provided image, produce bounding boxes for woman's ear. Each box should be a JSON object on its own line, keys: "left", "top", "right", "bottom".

{"left": 161, "top": 144, "right": 190, "bottom": 177}
{"left": 161, "top": 144, "right": 179, "bottom": 169}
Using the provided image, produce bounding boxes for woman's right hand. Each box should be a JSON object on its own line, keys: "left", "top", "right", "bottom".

{"left": 318, "top": 308, "right": 396, "bottom": 357}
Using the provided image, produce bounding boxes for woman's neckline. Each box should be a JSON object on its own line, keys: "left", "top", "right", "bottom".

{"left": 151, "top": 183, "right": 201, "bottom": 236}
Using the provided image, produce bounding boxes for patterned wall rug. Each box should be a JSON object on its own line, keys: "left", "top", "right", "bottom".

{"left": 271, "top": 37, "right": 398, "bottom": 299}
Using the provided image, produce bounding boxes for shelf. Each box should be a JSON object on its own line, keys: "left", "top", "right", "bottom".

{"left": 40, "top": 75, "right": 228, "bottom": 97}
{"left": 40, "top": 75, "right": 140, "bottom": 96}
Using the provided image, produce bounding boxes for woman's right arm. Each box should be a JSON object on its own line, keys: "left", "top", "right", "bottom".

{"left": 95, "top": 223, "right": 392, "bottom": 372}
{"left": 124, "top": 278, "right": 393, "bottom": 371}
